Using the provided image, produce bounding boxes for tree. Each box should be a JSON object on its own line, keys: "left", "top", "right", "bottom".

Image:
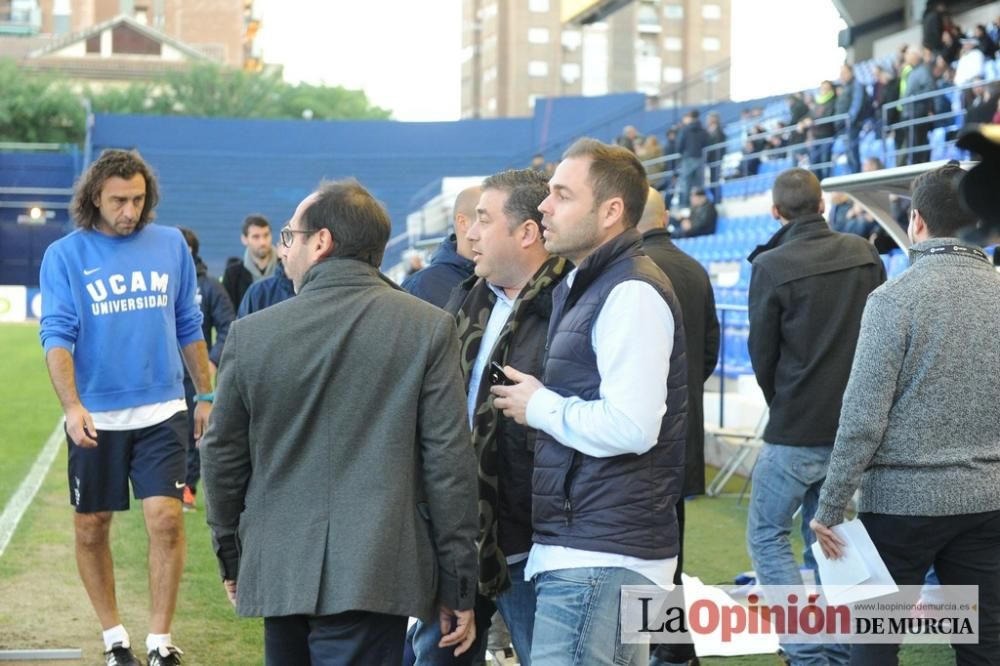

{"left": 0, "top": 59, "right": 85, "bottom": 144}
{"left": 0, "top": 58, "right": 393, "bottom": 146}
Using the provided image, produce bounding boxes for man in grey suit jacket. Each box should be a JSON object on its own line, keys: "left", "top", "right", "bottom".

{"left": 201, "top": 179, "right": 479, "bottom": 665}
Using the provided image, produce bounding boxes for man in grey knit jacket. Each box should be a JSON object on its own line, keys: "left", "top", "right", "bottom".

{"left": 812, "top": 163, "right": 1000, "bottom": 666}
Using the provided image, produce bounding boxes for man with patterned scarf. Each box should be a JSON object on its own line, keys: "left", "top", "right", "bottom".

{"left": 407, "top": 169, "right": 569, "bottom": 665}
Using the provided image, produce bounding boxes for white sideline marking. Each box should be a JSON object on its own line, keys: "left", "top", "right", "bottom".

{"left": 0, "top": 418, "right": 65, "bottom": 559}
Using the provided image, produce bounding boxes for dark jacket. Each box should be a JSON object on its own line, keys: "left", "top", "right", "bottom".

{"left": 201, "top": 257, "right": 478, "bottom": 622}
{"left": 904, "top": 62, "right": 937, "bottom": 119}
{"left": 642, "top": 229, "right": 720, "bottom": 496}
{"left": 222, "top": 259, "right": 253, "bottom": 316}
{"left": 183, "top": 259, "right": 235, "bottom": 395}
{"left": 747, "top": 214, "right": 885, "bottom": 446}
{"left": 532, "top": 230, "right": 687, "bottom": 559}
{"left": 677, "top": 122, "right": 710, "bottom": 159}
{"left": 681, "top": 201, "right": 718, "bottom": 238}
{"left": 446, "top": 258, "right": 568, "bottom": 592}
{"left": 402, "top": 235, "right": 475, "bottom": 309}
{"left": 237, "top": 261, "right": 295, "bottom": 318}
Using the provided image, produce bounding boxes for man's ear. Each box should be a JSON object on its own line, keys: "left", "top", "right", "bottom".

{"left": 601, "top": 197, "right": 625, "bottom": 230}
{"left": 817, "top": 198, "right": 826, "bottom": 215}
{"left": 314, "top": 227, "right": 336, "bottom": 260}
{"left": 520, "top": 219, "right": 542, "bottom": 247}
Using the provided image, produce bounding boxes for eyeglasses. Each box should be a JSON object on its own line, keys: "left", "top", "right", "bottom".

{"left": 279, "top": 226, "right": 315, "bottom": 248}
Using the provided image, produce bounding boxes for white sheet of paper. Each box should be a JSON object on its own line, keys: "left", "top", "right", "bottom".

{"left": 812, "top": 518, "right": 898, "bottom": 605}
{"left": 681, "top": 574, "right": 780, "bottom": 657}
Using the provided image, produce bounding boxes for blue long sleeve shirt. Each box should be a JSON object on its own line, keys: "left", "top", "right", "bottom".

{"left": 39, "top": 224, "right": 204, "bottom": 411}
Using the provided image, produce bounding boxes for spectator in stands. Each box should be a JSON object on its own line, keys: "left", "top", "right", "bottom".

{"left": 940, "top": 27, "right": 961, "bottom": 64}
{"left": 39, "top": 149, "right": 214, "bottom": 666}
{"left": 875, "top": 65, "right": 901, "bottom": 133}
{"left": 616, "top": 125, "right": 640, "bottom": 153}
{"left": 705, "top": 111, "right": 726, "bottom": 202}
{"left": 746, "top": 167, "right": 885, "bottom": 666}
{"left": 836, "top": 64, "right": 866, "bottom": 173}
{"left": 177, "top": 227, "right": 234, "bottom": 513}
{"left": 402, "top": 186, "right": 480, "bottom": 308}
{"left": 829, "top": 193, "right": 878, "bottom": 239}
{"left": 236, "top": 260, "right": 294, "bottom": 317}
{"left": 661, "top": 126, "right": 680, "bottom": 201}
{"left": 491, "top": 138, "right": 686, "bottom": 665}
{"left": 966, "top": 80, "right": 1000, "bottom": 125}
{"left": 922, "top": 2, "right": 947, "bottom": 53}
{"left": 786, "top": 93, "right": 811, "bottom": 143}
{"left": 409, "top": 168, "right": 570, "bottom": 665}
{"left": 803, "top": 80, "right": 837, "bottom": 179}
{"left": 740, "top": 139, "right": 761, "bottom": 177}
{"left": 975, "top": 23, "right": 997, "bottom": 58}
{"left": 530, "top": 153, "right": 546, "bottom": 172}
{"left": 222, "top": 214, "right": 276, "bottom": 313}
{"left": 638, "top": 187, "right": 720, "bottom": 666}
{"left": 676, "top": 187, "right": 717, "bottom": 238}
{"left": 955, "top": 37, "right": 985, "bottom": 86}
{"left": 900, "top": 47, "right": 937, "bottom": 164}
{"left": 201, "top": 180, "right": 479, "bottom": 664}
{"left": 813, "top": 163, "right": 1000, "bottom": 666}
{"left": 676, "top": 109, "right": 710, "bottom": 205}
{"left": 638, "top": 135, "right": 666, "bottom": 189}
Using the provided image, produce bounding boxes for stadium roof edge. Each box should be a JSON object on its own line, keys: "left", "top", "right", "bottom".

{"left": 821, "top": 160, "right": 978, "bottom": 250}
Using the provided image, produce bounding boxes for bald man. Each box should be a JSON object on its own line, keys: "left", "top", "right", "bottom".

{"left": 639, "top": 187, "right": 720, "bottom": 666}
{"left": 403, "top": 186, "right": 481, "bottom": 308}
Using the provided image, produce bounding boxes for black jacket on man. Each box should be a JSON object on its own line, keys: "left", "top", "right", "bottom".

{"left": 642, "top": 229, "right": 720, "bottom": 496}
{"left": 747, "top": 214, "right": 885, "bottom": 447}
{"left": 222, "top": 259, "right": 254, "bottom": 316}
{"left": 403, "top": 235, "right": 476, "bottom": 309}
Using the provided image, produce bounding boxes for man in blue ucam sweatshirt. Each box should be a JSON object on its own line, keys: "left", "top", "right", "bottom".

{"left": 39, "top": 149, "right": 213, "bottom": 666}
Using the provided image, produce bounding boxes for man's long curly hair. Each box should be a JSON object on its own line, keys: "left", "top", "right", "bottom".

{"left": 72, "top": 149, "right": 160, "bottom": 231}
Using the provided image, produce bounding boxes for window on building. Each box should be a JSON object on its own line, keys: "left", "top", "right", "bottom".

{"left": 529, "top": 0, "right": 549, "bottom": 12}
{"left": 562, "top": 30, "right": 582, "bottom": 50}
{"left": 528, "top": 60, "right": 549, "bottom": 77}
{"left": 663, "top": 66, "right": 683, "bottom": 83}
{"left": 528, "top": 27, "right": 550, "bottom": 44}
{"left": 483, "top": 66, "right": 497, "bottom": 82}
{"left": 702, "top": 37, "right": 720, "bottom": 51}
{"left": 702, "top": 4, "right": 722, "bottom": 19}
{"left": 664, "top": 37, "right": 682, "bottom": 51}
{"left": 487, "top": 97, "right": 497, "bottom": 112}
{"left": 663, "top": 4, "right": 683, "bottom": 19}
{"left": 561, "top": 62, "right": 581, "bottom": 82}
{"left": 528, "top": 94, "right": 542, "bottom": 109}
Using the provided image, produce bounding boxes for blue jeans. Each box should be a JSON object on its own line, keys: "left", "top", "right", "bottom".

{"left": 496, "top": 559, "right": 536, "bottom": 664}
{"left": 746, "top": 443, "right": 849, "bottom": 666}
{"left": 530, "top": 567, "right": 650, "bottom": 666}
{"left": 409, "top": 560, "right": 536, "bottom": 665}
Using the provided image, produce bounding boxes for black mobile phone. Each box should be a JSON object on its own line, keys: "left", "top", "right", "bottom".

{"left": 489, "top": 361, "right": 513, "bottom": 386}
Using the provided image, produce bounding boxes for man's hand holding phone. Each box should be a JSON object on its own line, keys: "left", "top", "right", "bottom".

{"left": 490, "top": 364, "right": 543, "bottom": 425}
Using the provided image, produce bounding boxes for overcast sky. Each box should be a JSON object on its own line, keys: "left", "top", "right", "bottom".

{"left": 255, "top": 0, "right": 845, "bottom": 121}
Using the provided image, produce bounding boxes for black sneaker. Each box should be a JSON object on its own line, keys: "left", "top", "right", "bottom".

{"left": 104, "top": 642, "right": 140, "bottom": 666}
{"left": 147, "top": 645, "right": 183, "bottom": 665}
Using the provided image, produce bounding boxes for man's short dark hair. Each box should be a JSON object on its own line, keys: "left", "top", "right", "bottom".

{"left": 773, "top": 167, "right": 823, "bottom": 220}
{"left": 911, "top": 163, "right": 977, "bottom": 238}
{"left": 481, "top": 168, "right": 549, "bottom": 231}
{"left": 562, "top": 138, "right": 647, "bottom": 228}
{"left": 300, "top": 179, "right": 391, "bottom": 267}
{"left": 71, "top": 149, "right": 159, "bottom": 231}
{"left": 177, "top": 226, "right": 199, "bottom": 256}
{"left": 242, "top": 214, "right": 270, "bottom": 236}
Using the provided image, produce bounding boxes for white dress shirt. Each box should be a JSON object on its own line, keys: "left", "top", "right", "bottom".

{"left": 523, "top": 270, "right": 678, "bottom": 588}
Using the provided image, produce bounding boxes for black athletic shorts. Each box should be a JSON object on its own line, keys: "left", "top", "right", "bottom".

{"left": 66, "top": 410, "right": 188, "bottom": 513}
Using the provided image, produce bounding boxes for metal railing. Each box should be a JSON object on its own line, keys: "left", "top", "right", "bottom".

{"left": 879, "top": 76, "right": 993, "bottom": 165}
{"left": 715, "top": 303, "right": 749, "bottom": 429}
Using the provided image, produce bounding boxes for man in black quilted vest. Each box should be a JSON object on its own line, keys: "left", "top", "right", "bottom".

{"left": 493, "top": 138, "right": 688, "bottom": 665}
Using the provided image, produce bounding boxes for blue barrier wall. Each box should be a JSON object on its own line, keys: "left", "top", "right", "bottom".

{"left": 91, "top": 114, "right": 535, "bottom": 273}
{"left": 0, "top": 150, "right": 78, "bottom": 286}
